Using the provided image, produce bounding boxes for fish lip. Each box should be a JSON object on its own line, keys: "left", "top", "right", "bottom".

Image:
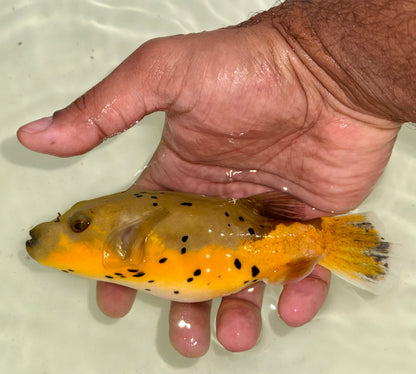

{"left": 26, "top": 230, "right": 37, "bottom": 249}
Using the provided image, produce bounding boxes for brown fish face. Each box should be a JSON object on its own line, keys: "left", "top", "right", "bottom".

{"left": 24, "top": 194, "right": 146, "bottom": 272}
{"left": 26, "top": 206, "right": 94, "bottom": 262}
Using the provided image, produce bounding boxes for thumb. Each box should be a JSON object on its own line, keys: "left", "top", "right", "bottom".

{"left": 17, "top": 39, "right": 174, "bottom": 157}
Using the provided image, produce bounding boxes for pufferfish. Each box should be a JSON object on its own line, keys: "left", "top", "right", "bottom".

{"left": 26, "top": 190, "right": 391, "bottom": 301}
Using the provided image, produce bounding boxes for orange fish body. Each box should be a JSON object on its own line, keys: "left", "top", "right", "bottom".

{"left": 26, "top": 190, "right": 390, "bottom": 301}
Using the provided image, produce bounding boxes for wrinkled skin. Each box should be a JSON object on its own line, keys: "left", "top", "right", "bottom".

{"left": 18, "top": 20, "right": 400, "bottom": 357}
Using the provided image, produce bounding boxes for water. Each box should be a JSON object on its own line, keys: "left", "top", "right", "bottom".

{"left": 1, "top": 1, "right": 416, "bottom": 373}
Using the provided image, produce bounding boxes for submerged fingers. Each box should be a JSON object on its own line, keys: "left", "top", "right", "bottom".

{"left": 169, "top": 283, "right": 265, "bottom": 356}
{"left": 169, "top": 301, "right": 212, "bottom": 358}
{"left": 96, "top": 270, "right": 329, "bottom": 357}
{"left": 216, "top": 282, "right": 265, "bottom": 352}
{"left": 278, "top": 265, "right": 331, "bottom": 327}
{"left": 96, "top": 281, "right": 137, "bottom": 318}
{"left": 96, "top": 281, "right": 212, "bottom": 358}
{"left": 95, "top": 259, "right": 329, "bottom": 356}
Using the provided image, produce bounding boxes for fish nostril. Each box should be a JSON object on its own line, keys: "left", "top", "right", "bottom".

{"left": 26, "top": 230, "right": 37, "bottom": 248}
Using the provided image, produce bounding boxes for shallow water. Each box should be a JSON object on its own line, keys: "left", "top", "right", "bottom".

{"left": 1, "top": 1, "right": 416, "bottom": 373}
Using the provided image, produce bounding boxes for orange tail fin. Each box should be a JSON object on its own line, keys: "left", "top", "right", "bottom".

{"left": 319, "top": 214, "right": 391, "bottom": 294}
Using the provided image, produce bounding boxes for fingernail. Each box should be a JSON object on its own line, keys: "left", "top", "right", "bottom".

{"left": 18, "top": 116, "right": 53, "bottom": 134}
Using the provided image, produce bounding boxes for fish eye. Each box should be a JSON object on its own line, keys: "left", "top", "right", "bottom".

{"left": 69, "top": 214, "right": 91, "bottom": 233}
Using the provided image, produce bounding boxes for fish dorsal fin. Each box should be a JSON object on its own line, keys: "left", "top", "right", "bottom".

{"left": 244, "top": 190, "right": 307, "bottom": 220}
{"left": 103, "top": 208, "right": 169, "bottom": 268}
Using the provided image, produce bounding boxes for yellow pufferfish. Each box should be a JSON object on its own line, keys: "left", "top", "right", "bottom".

{"left": 26, "top": 190, "right": 390, "bottom": 301}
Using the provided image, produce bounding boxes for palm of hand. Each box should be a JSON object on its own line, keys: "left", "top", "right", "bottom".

{"left": 136, "top": 28, "right": 397, "bottom": 214}
{"left": 18, "top": 23, "right": 400, "bottom": 357}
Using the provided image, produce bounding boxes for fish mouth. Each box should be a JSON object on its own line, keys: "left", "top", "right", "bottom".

{"left": 26, "top": 227, "right": 44, "bottom": 260}
{"left": 26, "top": 229, "right": 37, "bottom": 249}
{"left": 25, "top": 222, "right": 60, "bottom": 262}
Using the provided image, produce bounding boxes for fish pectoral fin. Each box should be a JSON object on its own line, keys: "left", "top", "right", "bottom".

{"left": 267, "top": 255, "right": 323, "bottom": 284}
{"left": 103, "top": 208, "right": 169, "bottom": 268}
{"left": 244, "top": 190, "right": 307, "bottom": 220}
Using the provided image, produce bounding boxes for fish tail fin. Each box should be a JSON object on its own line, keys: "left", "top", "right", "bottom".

{"left": 319, "top": 213, "right": 392, "bottom": 294}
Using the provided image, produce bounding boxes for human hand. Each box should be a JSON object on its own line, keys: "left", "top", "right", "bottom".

{"left": 17, "top": 8, "right": 402, "bottom": 357}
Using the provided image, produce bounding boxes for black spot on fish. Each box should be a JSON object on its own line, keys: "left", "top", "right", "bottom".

{"left": 133, "top": 272, "right": 145, "bottom": 277}
{"left": 134, "top": 193, "right": 143, "bottom": 198}
{"left": 251, "top": 266, "right": 260, "bottom": 277}
{"left": 145, "top": 289, "right": 151, "bottom": 292}
{"left": 114, "top": 272, "right": 123, "bottom": 276}
{"left": 127, "top": 269, "right": 139, "bottom": 273}
{"left": 239, "top": 216, "right": 245, "bottom": 222}
{"left": 225, "top": 212, "right": 230, "bottom": 217}
{"left": 182, "top": 235, "right": 188, "bottom": 243}
{"left": 105, "top": 275, "right": 114, "bottom": 279}
{"left": 153, "top": 202, "right": 158, "bottom": 207}
{"left": 151, "top": 196, "right": 158, "bottom": 199}
{"left": 54, "top": 212, "right": 61, "bottom": 223}
{"left": 174, "top": 291, "right": 180, "bottom": 294}
{"left": 159, "top": 258, "right": 167, "bottom": 264}
{"left": 244, "top": 280, "right": 249, "bottom": 284}
{"left": 194, "top": 269, "right": 201, "bottom": 276}
{"left": 181, "top": 202, "right": 192, "bottom": 206}
{"left": 248, "top": 228, "right": 255, "bottom": 235}
{"left": 148, "top": 280, "right": 155, "bottom": 283}
{"left": 234, "top": 259, "right": 242, "bottom": 270}
{"left": 181, "top": 247, "right": 187, "bottom": 254}
{"left": 61, "top": 270, "right": 69, "bottom": 273}
{"left": 187, "top": 277, "right": 194, "bottom": 282}
{"left": 227, "top": 224, "right": 231, "bottom": 227}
